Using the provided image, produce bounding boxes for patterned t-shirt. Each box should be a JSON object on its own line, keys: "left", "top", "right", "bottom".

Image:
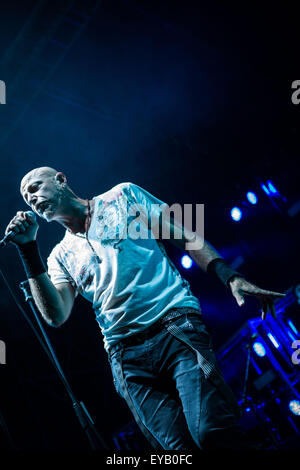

{"left": 47, "top": 183, "right": 201, "bottom": 350}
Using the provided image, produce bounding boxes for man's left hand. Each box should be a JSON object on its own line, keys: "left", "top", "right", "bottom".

{"left": 229, "top": 276, "right": 286, "bottom": 320}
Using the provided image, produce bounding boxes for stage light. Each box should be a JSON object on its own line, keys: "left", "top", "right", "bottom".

{"left": 289, "top": 399, "right": 300, "bottom": 416}
{"left": 253, "top": 342, "right": 266, "bottom": 357}
{"left": 267, "top": 180, "right": 278, "bottom": 194}
{"left": 231, "top": 207, "right": 242, "bottom": 222}
{"left": 181, "top": 255, "right": 193, "bottom": 269}
{"left": 246, "top": 191, "right": 258, "bottom": 205}
{"left": 287, "top": 319, "right": 299, "bottom": 336}
{"left": 261, "top": 183, "right": 271, "bottom": 196}
{"left": 288, "top": 331, "right": 297, "bottom": 342}
{"left": 267, "top": 333, "right": 280, "bottom": 349}
{"left": 295, "top": 284, "right": 300, "bottom": 305}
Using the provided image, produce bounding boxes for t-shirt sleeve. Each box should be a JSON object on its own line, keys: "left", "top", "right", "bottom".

{"left": 47, "top": 246, "right": 77, "bottom": 290}
{"left": 126, "top": 182, "right": 168, "bottom": 221}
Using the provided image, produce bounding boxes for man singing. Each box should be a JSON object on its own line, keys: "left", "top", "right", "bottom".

{"left": 5, "top": 166, "right": 285, "bottom": 450}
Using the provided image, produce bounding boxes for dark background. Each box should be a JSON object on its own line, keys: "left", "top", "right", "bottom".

{"left": 0, "top": 0, "right": 299, "bottom": 450}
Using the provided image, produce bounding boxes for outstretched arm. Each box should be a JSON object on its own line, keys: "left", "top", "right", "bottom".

{"left": 161, "top": 216, "right": 285, "bottom": 319}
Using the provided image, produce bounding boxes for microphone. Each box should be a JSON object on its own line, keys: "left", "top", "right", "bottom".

{"left": 0, "top": 211, "right": 36, "bottom": 247}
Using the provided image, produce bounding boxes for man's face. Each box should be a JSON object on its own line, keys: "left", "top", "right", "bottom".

{"left": 20, "top": 169, "right": 65, "bottom": 221}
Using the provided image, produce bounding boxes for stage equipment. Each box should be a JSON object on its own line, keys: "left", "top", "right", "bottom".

{"left": 0, "top": 268, "right": 109, "bottom": 450}
{"left": 181, "top": 255, "right": 193, "bottom": 269}
{"left": 18, "top": 280, "right": 109, "bottom": 450}
{"left": 216, "top": 287, "right": 300, "bottom": 448}
{"left": 246, "top": 192, "right": 258, "bottom": 205}
{"left": 231, "top": 207, "right": 242, "bottom": 222}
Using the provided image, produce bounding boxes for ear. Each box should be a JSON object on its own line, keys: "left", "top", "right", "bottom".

{"left": 55, "top": 172, "right": 67, "bottom": 184}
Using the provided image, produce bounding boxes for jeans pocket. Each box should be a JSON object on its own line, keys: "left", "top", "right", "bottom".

{"left": 173, "top": 313, "right": 212, "bottom": 350}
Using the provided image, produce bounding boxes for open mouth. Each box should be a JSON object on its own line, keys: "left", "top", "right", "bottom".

{"left": 36, "top": 201, "right": 49, "bottom": 213}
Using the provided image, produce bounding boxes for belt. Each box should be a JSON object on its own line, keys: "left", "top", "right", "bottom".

{"left": 107, "top": 306, "right": 201, "bottom": 357}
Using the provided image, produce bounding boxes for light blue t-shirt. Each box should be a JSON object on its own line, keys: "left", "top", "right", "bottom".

{"left": 47, "top": 183, "right": 200, "bottom": 350}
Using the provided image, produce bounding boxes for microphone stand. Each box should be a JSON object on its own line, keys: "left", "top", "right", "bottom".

{"left": 240, "top": 339, "right": 252, "bottom": 408}
{"left": 240, "top": 333, "right": 279, "bottom": 449}
{"left": 19, "top": 280, "right": 109, "bottom": 450}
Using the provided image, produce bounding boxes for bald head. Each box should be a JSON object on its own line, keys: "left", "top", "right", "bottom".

{"left": 19, "top": 166, "right": 75, "bottom": 221}
{"left": 20, "top": 167, "right": 58, "bottom": 196}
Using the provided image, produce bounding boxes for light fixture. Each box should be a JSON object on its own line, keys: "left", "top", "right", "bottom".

{"left": 181, "top": 255, "right": 193, "bottom": 269}
{"left": 231, "top": 207, "right": 242, "bottom": 222}
{"left": 289, "top": 399, "right": 300, "bottom": 416}
{"left": 253, "top": 342, "right": 266, "bottom": 357}
{"left": 246, "top": 191, "right": 258, "bottom": 205}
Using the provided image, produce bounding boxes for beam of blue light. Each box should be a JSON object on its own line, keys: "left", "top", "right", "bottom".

{"left": 181, "top": 255, "right": 193, "bottom": 269}
{"left": 287, "top": 319, "right": 299, "bottom": 336}
{"left": 287, "top": 331, "right": 296, "bottom": 342}
{"left": 267, "top": 180, "right": 278, "bottom": 194}
{"left": 267, "top": 332, "right": 280, "bottom": 348}
{"left": 289, "top": 400, "right": 300, "bottom": 416}
{"left": 261, "top": 183, "right": 271, "bottom": 195}
{"left": 253, "top": 342, "right": 266, "bottom": 357}
{"left": 246, "top": 191, "right": 258, "bottom": 205}
{"left": 231, "top": 207, "right": 242, "bottom": 222}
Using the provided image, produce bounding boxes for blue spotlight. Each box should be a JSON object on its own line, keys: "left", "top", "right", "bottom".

{"left": 253, "top": 342, "right": 266, "bottom": 357}
{"left": 247, "top": 191, "right": 258, "bottom": 205}
{"left": 181, "top": 255, "right": 193, "bottom": 269}
{"left": 267, "top": 333, "right": 280, "bottom": 349}
{"left": 231, "top": 207, "right": 242, "bottom": 222}
{"left": 287, "top": 319, "right": 299, "bottom": 336}
{"left": 289, "top": 400, "right": 300, "bottom": 416}
{"left": 261, "top": 183, "right": 271, "bottom": 196}
{"left": 267, "top": 180, "right": 278, "bottom": 194}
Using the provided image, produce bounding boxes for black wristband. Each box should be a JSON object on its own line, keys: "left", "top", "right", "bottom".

{"left": 207, "top": 258, "right": 243, "bottom": 288}
{"left": 17, "top": 240, "right": 46, "bottom": 279}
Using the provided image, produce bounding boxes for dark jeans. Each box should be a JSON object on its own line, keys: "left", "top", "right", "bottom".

{"left": 108, "top": 311, "right": 248, "bottom": 450}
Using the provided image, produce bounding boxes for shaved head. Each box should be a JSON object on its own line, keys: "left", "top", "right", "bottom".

{"left": 20, "top": 167, "right": 58, "bottom": 196}
{"left": 19, "top": 166, "right": 73, "bottom": 221}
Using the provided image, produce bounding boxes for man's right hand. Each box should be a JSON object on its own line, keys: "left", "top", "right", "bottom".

{"left": 5, "top": 211, "right": 39, "bottom": 245}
